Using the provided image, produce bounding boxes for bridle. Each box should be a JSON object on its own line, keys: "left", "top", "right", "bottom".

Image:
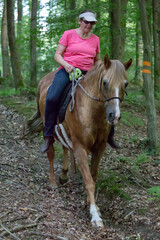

{"left": 99, "top": 77, "right": 123, "bottom": 103}
{"left": 69, "top": 70, "right": 125, "bottom": 112}
{"left": 78, "top": 75, "right": 123, "bottom": 103}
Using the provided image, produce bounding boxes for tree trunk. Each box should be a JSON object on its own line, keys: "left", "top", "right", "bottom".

{"left": 138, "top": 0, "right": 158, "bottom": 149}
{"left": 120, "top": 0, "right": 128, "bottom": 62}
{"left": 69, "top": 0, "right": 76, "bottom": 9}
{"left": 152, "top": 0, "right": 160, "bottom": 92}
{"left": 6, "top": 0, "right": 23, "bottom": 88}
{"left": 1, "top": 0, "right": 11, "bottom": 80}
{"left": 110, "top": 0, "right": 122, "bottom": 60}
{"left": 30, "top": 0, "right": 38, "bottom": 87}
{"left": 17, "top": 0, "right": 23, "bottom": 37}
{"left": 134, "top": 18, "right": 143, "bottom": 85}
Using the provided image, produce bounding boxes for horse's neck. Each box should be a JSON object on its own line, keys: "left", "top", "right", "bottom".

{"left": 76, "top": 76, "right": 105, "bottom": 120}
{"left": 81, "top": 75, "right": 101, "bottom": 98}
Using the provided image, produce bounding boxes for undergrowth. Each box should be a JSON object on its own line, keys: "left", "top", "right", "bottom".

{"left": 0, "top": 87, "right": 37, "bottom": 118}
{"left": 121, "top": 111, "right": 144, "bottom": 128}
{"left": 0, "top": 86, "right": 37, "bottom": 98}
{"left": 148, "top": 186, "right": 160, "bottom": 202}
{"left": 97, "top": 170, "right": 131, "bottom": 200}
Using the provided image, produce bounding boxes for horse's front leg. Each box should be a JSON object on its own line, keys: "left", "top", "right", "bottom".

{"left": 47, "top": 145, "right": 57, "bottom": 188}
{"left": 90, "top": 140, "right": 107, "bottom": 183}
{"left": 74, "top": 145, "right": 104, "bottom": 228}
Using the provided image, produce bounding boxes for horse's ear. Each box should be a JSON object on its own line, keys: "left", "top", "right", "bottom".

{"left": 124, "top": 58, "right": 132, "bottom": 70}
{"left": 104, "top": 54, "right": 111, "bottom": 69}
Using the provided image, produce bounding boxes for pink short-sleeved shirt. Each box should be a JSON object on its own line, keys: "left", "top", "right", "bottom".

{"left": 58, "top": 29, "right": 100, "bottom": 71}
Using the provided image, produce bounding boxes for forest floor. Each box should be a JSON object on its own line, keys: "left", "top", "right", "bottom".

{"left": 0, "top": 90, "right": 160, "bottom": 240}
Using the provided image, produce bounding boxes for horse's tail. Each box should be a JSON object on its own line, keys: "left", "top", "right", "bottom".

{"left": 23, "top": 98, "right": 43, "bottom": 137}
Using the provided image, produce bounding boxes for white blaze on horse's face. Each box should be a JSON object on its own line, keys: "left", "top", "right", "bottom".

{"left": 114, "top": 87, "right": 121, "bottom": 125}
{"left": 105, "top": 84, "right": 122, "bottom": 125}
{"left": 103, "top": 76, "right": 128, "bottom": 126}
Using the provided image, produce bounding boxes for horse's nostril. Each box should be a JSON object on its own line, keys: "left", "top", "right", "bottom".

{"left": 109, "top": 112, "right": 114, "bottom": 122}
{"left": 109, "top": 113, "right": 113, "bottom": 119}
{"left": 118, "top": 116, "right": 121, "bottom": 121}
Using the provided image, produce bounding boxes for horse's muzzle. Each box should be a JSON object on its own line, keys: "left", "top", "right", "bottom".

{"left": 107, "top": 110, "right": 121, "bottom": 125}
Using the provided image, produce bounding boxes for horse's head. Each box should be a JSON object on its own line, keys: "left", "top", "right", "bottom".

{"left": 101, "top": 54, "right": 132, "bottom": 125}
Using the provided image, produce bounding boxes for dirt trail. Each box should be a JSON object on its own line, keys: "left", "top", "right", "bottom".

{"left": 0, "top": 101, "right": 160, "bottom": 240}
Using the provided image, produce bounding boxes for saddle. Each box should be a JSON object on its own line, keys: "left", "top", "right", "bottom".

{"left": 57, "top": 68, "right": 86, "bottom": 123}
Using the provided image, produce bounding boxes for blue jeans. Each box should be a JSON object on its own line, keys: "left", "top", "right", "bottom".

{"left": 44, "top": 69, "right": 70, "bottom": 137}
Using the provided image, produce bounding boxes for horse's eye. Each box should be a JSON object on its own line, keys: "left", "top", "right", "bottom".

{"left": 124, "top": 80, "right": 128, "bottom": 88}
{"left": 103, "top": 79, "right": 108, "bottom": 88}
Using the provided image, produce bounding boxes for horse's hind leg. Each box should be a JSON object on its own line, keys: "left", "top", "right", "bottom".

{"left": 47, "top": 145, "right": 57, "bottom": 188}
{"left": 59, "top": 146, "right": 69, "bottom": 184}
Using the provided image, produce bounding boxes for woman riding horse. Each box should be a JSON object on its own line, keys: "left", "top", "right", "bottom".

{"left": 41, "top": 10, "right": 121, "bottom": 153}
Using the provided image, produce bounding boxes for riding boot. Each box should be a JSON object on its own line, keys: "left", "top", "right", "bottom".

{"left": 41, "top": 136, "right": 55, "bottom": 153}
{"left": 107, "top": 125, "right": 122, "bottom": 149}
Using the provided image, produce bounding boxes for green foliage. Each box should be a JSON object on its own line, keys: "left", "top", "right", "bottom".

{"left": 54, "top": 142, "right": 63, "bottom": 161}
{"left": 129, "top": 135, "right": 139, "bottom": 143}
{"left": 97, "top": 170, "right": 131, "bottom": 200}
{"left": 135, "top": 153, "right": 150, "bottom": 165}
{"left": 0, "top": 87, "right": 37, "bottom": 118}
{"left": 121, "top": 111, "right": 144, "bottom": 128}
{"left": 148, "top": 186, "right": 160, "bottom": 201}
{"left": 134, "top": 153, "right": 151, "bottom": 171}
{"left": 117, "top": 156, "right": 129, "bottom": 163}
{"left": 0, "top": 86, "right": 37, "bottom": 98}
{"left": 125, "top": 90, "right": 146, "bottom": 109}
{"left": 0, "top": 0, "right": 140, "bottom": 86}
{"left": 155, "top": 92, "right": 160, "bottom": 112}
{"left": 0, "top": 87, "right": 17, "bottom": 97}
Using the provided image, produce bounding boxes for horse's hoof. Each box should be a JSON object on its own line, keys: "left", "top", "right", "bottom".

{"left": 59, "top": 176, "right": 68, "bottom": 185}
{"left": 46, "top": 184, "right": 57, "bottom": 191}
{"left": 91, "top": 220, "right": 104, "bottom": 228}
{"left": 49, "top": 180, "right": 58, "bottom": 189}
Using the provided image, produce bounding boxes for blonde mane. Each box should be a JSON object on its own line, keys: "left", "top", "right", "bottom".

{"left": 84, "top": 60, "right": 128, "bottom": 90}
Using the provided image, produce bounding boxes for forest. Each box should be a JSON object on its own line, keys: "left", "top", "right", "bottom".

{"left": 0, "top": 0, "right": 160, "bottom": 239}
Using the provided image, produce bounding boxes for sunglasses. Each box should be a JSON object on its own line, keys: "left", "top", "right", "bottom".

{"left": 82, "top": 19, "right": 95, "bottom": 25}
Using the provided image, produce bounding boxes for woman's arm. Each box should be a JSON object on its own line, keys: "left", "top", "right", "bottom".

{"left": 54, "top": 43, "right": 74, "bottom": 73}
{"left": 94, "top": 53, "right": 101, "bottom": 65}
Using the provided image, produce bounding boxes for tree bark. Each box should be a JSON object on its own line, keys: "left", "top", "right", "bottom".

{"left": 110, "top": 0, "right": 122, "bottom": 60}
{"left": 120, "top": 0, "right": 128, "bottom": 62}
{"left": 17, "top": 0, "right": 23, "bottom": 37}
{"left": 1, "top": 0, "right": 11, "bottom": 80}
{"left": 6, "top": 0, "right": 23, "bottom": 88}
{"left": 138, "top": 0, "right": 158, "bottom": 149}
{"left": 152, "top": 0, "right": 160, "bottom": 92}
{"left": 30, "top": 0, "right": 38, "bottom": 87}
{"left": 134, "top": 17, "right": 143, "bottom": 85}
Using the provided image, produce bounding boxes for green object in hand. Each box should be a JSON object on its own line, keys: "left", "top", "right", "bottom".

{"left": 69, "top": 68, "right": 82, "bottom": 81}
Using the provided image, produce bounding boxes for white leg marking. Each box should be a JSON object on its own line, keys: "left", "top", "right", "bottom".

{"left": 90, "top": 204, "right": 102, "bottom": 223}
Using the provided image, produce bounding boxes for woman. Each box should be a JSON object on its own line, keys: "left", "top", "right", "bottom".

{"left": 41, "top": 10, "right": 120, "bottom": 153}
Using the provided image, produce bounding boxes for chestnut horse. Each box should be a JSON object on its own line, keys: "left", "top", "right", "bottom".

{"left": 26, "top": 54, "right": 132, "bottom": 227}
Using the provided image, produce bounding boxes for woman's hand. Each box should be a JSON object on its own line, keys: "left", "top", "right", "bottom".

{"left": 64, "top": 63, "right": 74, "bottom": 73}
